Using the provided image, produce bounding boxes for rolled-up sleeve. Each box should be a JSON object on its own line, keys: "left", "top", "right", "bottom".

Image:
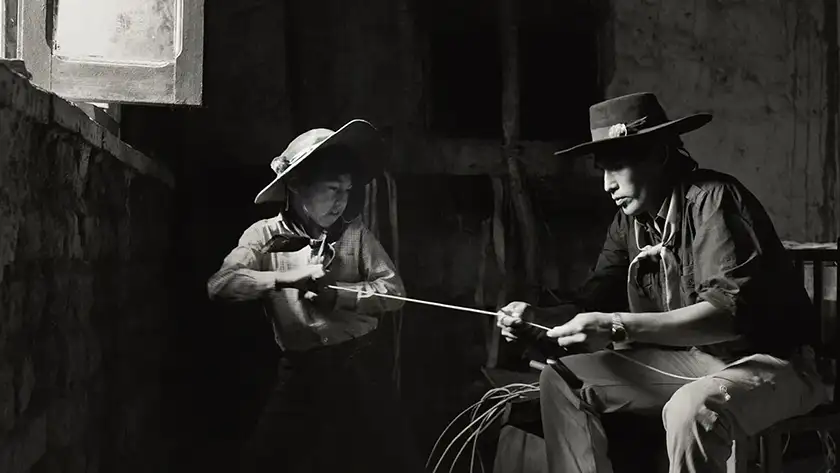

{"left": 207, "top": 222, "right": 268, "bottom": 301}
{"left": 692, "top": 185, "right": 765, "bottom": 325}
{"left": 333, "top": 225, "right": 406, "bottom": 314}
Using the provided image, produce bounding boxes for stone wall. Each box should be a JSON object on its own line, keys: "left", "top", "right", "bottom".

{"left": 0, "top": 64, "right": 176, "bottom": 472}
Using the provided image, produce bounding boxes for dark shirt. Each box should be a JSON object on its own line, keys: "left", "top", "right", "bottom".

{"left": 573, "top": 168, "right": 818, "bottom": 360}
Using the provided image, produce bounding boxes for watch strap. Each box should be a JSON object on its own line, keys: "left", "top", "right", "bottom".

{"left": 610, "top": 313, "right": 628, "bottom": 343}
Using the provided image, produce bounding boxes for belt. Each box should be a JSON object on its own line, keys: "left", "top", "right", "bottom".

{"left": 285, "top": 329, "right": 379, "bottom": 366}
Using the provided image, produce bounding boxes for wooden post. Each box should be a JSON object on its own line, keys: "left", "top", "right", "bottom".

{"left": 483, "top": 0, "right": 541, "bottom": 370}
{"left": 391, "top": 0, "right": 418, "bottom": 394}
{"left": 384, "top": 171, "right": 403, "bottom": 393}
{"left": 486, "top": 177, "right": 507, "bottom": 368}
{"left": 396, "top": 0, "right": 424, "bottom": 157}
{"left": 499, "top": 0, "right": 539, "bottom": 304}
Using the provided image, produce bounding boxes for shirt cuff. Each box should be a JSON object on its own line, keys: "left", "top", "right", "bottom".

{"left": 697, "top": 288, "right": 737, "bottom": 316}
{"left": 334, "top": 282, "right": 359, "bottom": 311}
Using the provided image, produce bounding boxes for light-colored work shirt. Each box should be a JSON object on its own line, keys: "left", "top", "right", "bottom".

{"left": 207, "top": 212, "right": 405, "bottom": 352}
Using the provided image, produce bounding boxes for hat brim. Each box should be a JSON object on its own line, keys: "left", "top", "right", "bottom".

{"left": 254, "top": 119, "right": 384, "bottom": 204}
{"left": 553, "top": 113, "right": 713, "bottom": 158}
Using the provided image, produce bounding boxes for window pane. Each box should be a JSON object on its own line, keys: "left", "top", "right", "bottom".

{"left": 427, "top": 26, "right": 502, "bottom": 139}
{"left": 54, "top": 0, "right": 182, "bottom": 65}
{"left": 518, "top": 26, "right": 599, "bottom": 142}
{"left": 2, "top": 0, "right": 18, "bottom": 58}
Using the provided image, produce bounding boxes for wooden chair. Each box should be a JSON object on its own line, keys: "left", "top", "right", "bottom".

{"left": 755, "top": 239, "right": 840, "bottom": 473}
{"left": 485, "top": 239, "right": 840, "bottom": 473}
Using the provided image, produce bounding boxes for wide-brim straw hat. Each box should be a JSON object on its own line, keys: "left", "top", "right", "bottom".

{"left": 254, "top": 119, "right": 384, "bottom": 204}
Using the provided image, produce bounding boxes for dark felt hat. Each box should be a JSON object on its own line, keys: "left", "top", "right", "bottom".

{"left": 554, "top": 92, "right": 713, "bottom": 158}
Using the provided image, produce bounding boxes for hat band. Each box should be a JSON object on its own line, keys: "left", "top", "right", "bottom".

{"left": 270, "top": 142, "right": 322, "bottom": 175}
{"left": 589, "top": 116, "right": 650, "bottom": 142}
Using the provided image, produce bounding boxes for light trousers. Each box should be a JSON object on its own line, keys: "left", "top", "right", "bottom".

{"left": 539, "top": 347, "right": 827, "bottom": 473}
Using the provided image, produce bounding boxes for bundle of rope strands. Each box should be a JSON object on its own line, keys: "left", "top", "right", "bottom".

{"left": 816, "top": 430, "right": 837, "bottom": 473}
{"left": 426, "top": 382, "right": 540, "bottom": 473}
{"left": 329, "top": 286, "right": 838, "bottom": 470}
{"left": 780, "top": 430, "right": 837, "bottom": 472}
{"left": 426, "top": 387, "right": 837, "bottom": 473}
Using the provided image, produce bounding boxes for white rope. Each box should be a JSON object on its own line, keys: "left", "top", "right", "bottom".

{"left": 326, "top": 285, "right": 551, "bottom": 331}
{"left": 327, "top": 286, "right": 704, "bottom": 382}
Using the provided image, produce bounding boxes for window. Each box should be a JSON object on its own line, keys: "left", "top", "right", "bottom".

{"left": 1, "top": 0, "right": 15, "bottom": 58}
{"left": 517, "top": 3, "right": 602, "bottom": 142}
{"left": 3, "top": 0, "right": 203, "bottom": 131}
{"left": 518, "top": 25, "right": 600, "bottom": 142}
{"left": 421, "top": 0, "right": 502, "bottom": 140}
{"left": 426, "top": 26, "right": 502, "bottom": 140}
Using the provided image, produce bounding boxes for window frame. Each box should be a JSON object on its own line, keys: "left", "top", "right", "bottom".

{"left": 0, "top": 0, "right": 5, "bottom": 58}
{"left": 17, "top": 0, "right": 204, "bottom": 106}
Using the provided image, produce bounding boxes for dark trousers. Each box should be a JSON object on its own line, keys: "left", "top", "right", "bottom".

{"left": 238, "top": 329, "right": 425, "bottom": 473}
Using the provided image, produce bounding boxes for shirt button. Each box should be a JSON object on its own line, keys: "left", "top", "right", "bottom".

{"left": 322, "top": 336, "right": 329, "bottom": 344}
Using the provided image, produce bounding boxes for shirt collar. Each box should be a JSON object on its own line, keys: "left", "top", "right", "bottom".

{"left": 277, "top": 209, "right": 347, "bottom": 245}
{"left": 655, "top": 192, "right": 670, "bottom": 221}
{"left": 636, "top": 187, "right": 674, "bottom": 238}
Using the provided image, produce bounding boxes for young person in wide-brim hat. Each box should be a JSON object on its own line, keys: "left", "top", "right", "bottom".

{"left": 207, "top": 119, "right": 423, "bottom": 472}
{"left": 497, "top": 92, "right": 827, "bottom": 472}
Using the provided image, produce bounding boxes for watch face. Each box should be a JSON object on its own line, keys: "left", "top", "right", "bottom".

{"left": 611, "top": 322, "right": 627, "bottom": 342}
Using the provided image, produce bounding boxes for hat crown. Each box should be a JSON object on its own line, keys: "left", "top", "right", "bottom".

{"left": 270, "top": 128, "right": 335, "bottom": 175}
{"left": 589, "top": 92, "right": 671, "bottom": 132}
{"left": 254, "top": 119, "right": 382, "bottom": 205}
{"left": 553, "top": 93, "right": 712, "bottom": 157}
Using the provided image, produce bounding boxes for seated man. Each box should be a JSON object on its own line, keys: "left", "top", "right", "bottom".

{"left": 497, "top": 93, "right": 828, "bottom": 473}
{"left": 207, "top": 120, "right": 422, "bottom": 473}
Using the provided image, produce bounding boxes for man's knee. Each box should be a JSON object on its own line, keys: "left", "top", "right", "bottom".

{"left": 539, "top": 364, "right": 563, "bottom": 390}
{"left": 662, "top": 379, "right": 731, "bottom": 442}
{"left": 539, "top": 365, "right": 580, "bottom": 405}
{"left": 540, "top": 363, "right": 597, "bottom": 416}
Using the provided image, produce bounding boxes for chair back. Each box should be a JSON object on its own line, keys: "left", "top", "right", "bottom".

{"left": 786, "top": 238, "right": 840, "bottom": 405}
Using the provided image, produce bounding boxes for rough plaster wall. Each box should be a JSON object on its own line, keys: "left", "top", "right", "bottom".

{"left": 608, "top": 0, "right": 840, "bottom": 242}
{"left": 0, "top": 72, "right": 174, "bottom": 472}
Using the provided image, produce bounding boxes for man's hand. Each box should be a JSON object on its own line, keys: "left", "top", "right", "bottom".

{"left": 546, "top": 312, "right": 614, "bottom": 351}
{"left": 496, "top": 301, "right": 534, "bottom": 342}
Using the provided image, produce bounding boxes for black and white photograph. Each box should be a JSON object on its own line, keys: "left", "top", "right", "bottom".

{"left": 1, "top": 0, "right": 839, "bottom": 472}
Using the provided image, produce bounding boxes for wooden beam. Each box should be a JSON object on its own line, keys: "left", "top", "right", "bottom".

{"left": 390, "top": 138, "right": 584, "bottom": 176}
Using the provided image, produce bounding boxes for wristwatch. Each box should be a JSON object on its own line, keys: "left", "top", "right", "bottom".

{"left": 610, "top": 313, "right": 628, "bottom": 343}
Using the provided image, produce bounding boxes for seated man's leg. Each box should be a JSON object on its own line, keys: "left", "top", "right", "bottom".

{"left": 663, "top": 350, "right": 828, "bottom": 473}
{"left": 540, "top": 347, "right": 725, "bottom": 473}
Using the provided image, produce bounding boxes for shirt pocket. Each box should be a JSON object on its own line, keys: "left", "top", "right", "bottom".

{"left": 633, "top": 257, "right": 656, "bottom": 288}
{"left": 680, "top": 262, "right": 697, "bottom": 303}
